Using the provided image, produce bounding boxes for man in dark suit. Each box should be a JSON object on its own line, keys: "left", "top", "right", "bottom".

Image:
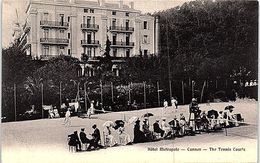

{"left": 68, "top": 131, "right": 81, "bottom": 151}
{"left": 153, "top": 119, "right": 165, "bottom": 137}
{"left": 87, "top": 124, "right": 104, "bottom": 150}
{"left": 79, "top": 128, "right": 90, "bottom": 144}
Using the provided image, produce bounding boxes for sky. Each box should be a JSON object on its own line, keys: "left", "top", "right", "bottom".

{"left": 2, "top": 0, "right": 188, "bottom": 48}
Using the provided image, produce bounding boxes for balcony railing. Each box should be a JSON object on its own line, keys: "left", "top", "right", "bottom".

{"left": 40, "top": 38, "right": 69, "bottom": 45}
{"left": 81, "top": 24, "right": 99, "bottom": 31}
{"left": 81, "top": 40, "right": 100, "bottom": 46}
{"left": 111, "top": 41, "right": 134, "bottom": 48}
{"left": 109, "top": 26, "right": 134, "bottom": 33}
{"left": 40, "top": 21, "right": 69, "bottom": 28}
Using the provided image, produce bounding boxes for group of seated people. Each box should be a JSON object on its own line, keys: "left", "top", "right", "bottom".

{"left": 68, "top": 122, "right": 132, "bottom": 152}
{"left": 133, "top": 115, "right": 190, "bottom": 143}
{"left": 196, "top": 107, "right": 242, "bottom": 132}
{"left": 68, "top": 124, "right": 104, "bottom": 152}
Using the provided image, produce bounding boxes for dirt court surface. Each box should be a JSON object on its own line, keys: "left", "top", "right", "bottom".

{"left": 2, "top": 100, "right": 258, "bottom": 163}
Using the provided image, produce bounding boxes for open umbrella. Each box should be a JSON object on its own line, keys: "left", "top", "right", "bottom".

{"left": 225, "top": 105, "right": 235, "bottom": 110}
{"left": 142, "top": 113, "right": 154, "bottom": 118}
{"left": 114, "top": 120, "right": 125, "bottom": 129}
{"left": 128, "top": 116, "right": 139, "bottom": 124}
{"left": 142, "top": 113, "right": 154, "bottom": 125}
{"left": 207, "top": 109, "right": 219, "bottom": 119}
{"left": 103, "top": 121, "right": 114, "bottom": 127}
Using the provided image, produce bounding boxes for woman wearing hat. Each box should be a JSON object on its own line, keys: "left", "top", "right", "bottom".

{"left": 133, "top": 120, "right": 146, "bottom": 143}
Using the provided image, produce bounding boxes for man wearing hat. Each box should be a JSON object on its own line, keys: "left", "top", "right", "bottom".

{"left": 68, "top": 131, "right": 81, "bottom": 151}
{"left": 87, "top": 124, "right": 104, "bottom": 150}
{"left": 80, "top": 128, "right": 90, "bottom": 144}
{"left": 153, "top": 119, "right": 165, "bottom": 137}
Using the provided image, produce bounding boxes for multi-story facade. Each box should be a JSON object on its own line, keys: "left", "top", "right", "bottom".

{"left": 19, "top": 0, "right": 159, "bottom": 76}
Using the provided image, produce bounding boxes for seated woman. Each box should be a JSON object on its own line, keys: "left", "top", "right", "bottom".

{"left": 200, "top": 111, "right": 209, "bottom": 131}
{"left": 161, "top": 118, "right": 172, "bottom": 138}
{"left": 118, "top": 123, "right": 132, "bottom": 145}
{"left": 153, "top": 119, "right": 165, "bottom": 137}
{"left": 133, "top": 120, "right": 146, "bottom": 143}
{"left": 142, "top": 120, "right": 156, "bottom": 141}
{"left": 169, "top": 116, "right": 180, "bottom": 137}
{"left": 179, "top": 114, "right": 188, "bottom": 136}
{"left": 103, "top": 126, "right": 117, "bottom": 147}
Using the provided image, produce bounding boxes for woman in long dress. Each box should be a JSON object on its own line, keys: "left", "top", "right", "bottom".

{"left": 103, "top": 126, "right": 117, "bottom": 147}
{"left": 133, "top": 120, "right": 146, "bottom": 143}
{"left": 118, "top": 123, "right": 132, "bottom": 145}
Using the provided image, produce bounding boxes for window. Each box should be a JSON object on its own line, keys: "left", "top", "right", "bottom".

{"left": 87, "top": 48, "right": 92, "bottom": 57}
{"left": 83, "top": 16, "right": 86, "bottom": 24}
{"left": 68, "top": 49, "right": 71, "bottom": 55}
{"left": 60, "top": 30, "right": 65, "bottom": 38}
{"left": 60, "top": 14, "right": 64, "bottom": 25}
{"left": 113, "top": 49, "right": 117, "bottom": 57}
{"left": 43, "top": 13, "right": 48, "bottom": 21}
{"left": 125, "top": 12, "right": 129, "bottom": 17}
{"left": 112, "top": 11, "right": 116, "bottom": 15}
{"left": 60, "top": 46, "right": 65, "bottom": 55}
{"left": 90, "top": 9, "right": 94, "bottom": 13}
{"left": 125, "top": 20, "right": 129, "bottom": 29}
{"left": 144, "top": 21, "right": 147, "bottom": 29}
{"left": 112, "top": 18, "right": 116, "bottom": 27}
{"left": 84, "top": 9, "right": 88, "bottom": 13}
{"left": 144, "top": 49, "right": 148, "bottom": 57}
{"left": 68, "top": 16, "right": 70, "bottom": 22}
{"left": 68, "top": 33, "right": 70, "bottom": 39}
{"left": 43, "top": 29, "right": 49, "bottom": 38}
{"left": 143, "top": 35, "right": 148, "bottom": 44}
{"left": 87, "top": 16, "right": 91, "bottom": 26}
{"left": 126, "top": 49, "right": 130, "bottom": 57}
{"left": 43, "top": 46, "right": 49, "bottom": 55}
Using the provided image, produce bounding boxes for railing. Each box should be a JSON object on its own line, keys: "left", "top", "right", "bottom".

{"left": 81, "top": 40, "right": 100, "bottom": 46}
{"left": 40, "top": 21, "right": 69, "bottom": 28}
{"left": 81, "top": 24, "right": 99, "bottom": 30}
{"left": 111, "top": 41, "right": 134, "bottom": 47}
{"left": 109, "top": 26, "right": 134, "bottom": 32}
{"left": 40, "top": 38, "right": 69, "bottom": 44}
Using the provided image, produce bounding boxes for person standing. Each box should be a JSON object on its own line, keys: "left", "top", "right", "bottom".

{"left": 64, "top": 108, "right": 71, "bottom": 127}
{"left": 171, "top": 97, "right": 178, "bottom": 113}
{"left": 87, "top": 100, "right": 95, "bottom": 118}
{"left": 162, "top": 99, "right": 168, "bottom": 116}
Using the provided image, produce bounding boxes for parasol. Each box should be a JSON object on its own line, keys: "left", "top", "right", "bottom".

{"left": 207, "top": 109, "right": 219, "bottom": 119}
{"left": 128, "top": 116, "right": 139, "bottom": 124}
{"left": 225, "top": 105, "right": 235, "bottom": 110}
{"left": 102, "top": 121, "right": 114, "bottom": 127}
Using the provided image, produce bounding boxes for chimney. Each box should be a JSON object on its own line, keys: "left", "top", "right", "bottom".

{"left": 119, "top": 0, "right": 123, "bottom": 8}
{"left": 98, "top": 0, "right": 105, "bottom": 6}
{"left": 129, "top": 2, "right": 134, "bottom": 9}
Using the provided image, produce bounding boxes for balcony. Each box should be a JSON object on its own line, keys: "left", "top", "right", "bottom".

{"left": 111, "top": 41, "right": 134, "bottom": 48}
{"left": 40, "top": 21, "right": 69, "bottom": 29}
{"left": 81, "top": 40, "right": 100, "bottom": 47}
{"left": 109, "top": 26, "right": 134, "bottom": 33}
{"left": 40, "top": 38, "right": 69, "bottom": 45}
{"left": 81, "top": 24, "right": 99, "bottom": 31}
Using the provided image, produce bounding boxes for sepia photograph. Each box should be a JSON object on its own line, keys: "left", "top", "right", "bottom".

{"left": 1, "top": 0, "right": 258, "bottom": 162}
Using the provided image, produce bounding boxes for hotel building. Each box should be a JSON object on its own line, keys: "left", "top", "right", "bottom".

{"left": 19, "top": 0, "right": 159, "bottom": 76}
